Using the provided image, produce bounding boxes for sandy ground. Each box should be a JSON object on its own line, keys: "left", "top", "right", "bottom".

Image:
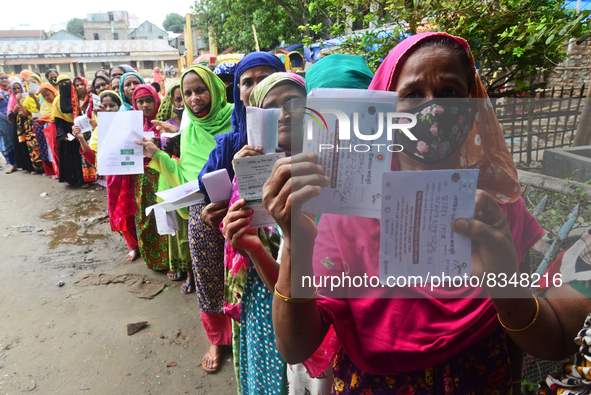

{"left": 0, "top": 158, "right": 237, "bottom": 394}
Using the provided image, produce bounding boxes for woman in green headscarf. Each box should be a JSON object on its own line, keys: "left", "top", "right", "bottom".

{"left": 138, "top": 65, "right": 234, "bottom": 372}
{"left": 151, "top": 81, "right": 193, "bottom": 286}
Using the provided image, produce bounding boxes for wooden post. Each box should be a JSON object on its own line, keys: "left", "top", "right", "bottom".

{"left": 572, "top": 84, "right": 591, "bottom": 146}
{"left": 252, "top": 24, "right": 260, "bottom": 52}
{"left": 526, "top": 91, "right": 535, "bottom": 165}
{"left": 185, "top": 13, "right": 193, "bottom": 66}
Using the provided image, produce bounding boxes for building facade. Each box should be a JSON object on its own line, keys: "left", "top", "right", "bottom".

{"left": 0, "top": 40, "right": 179, "bottom": 79}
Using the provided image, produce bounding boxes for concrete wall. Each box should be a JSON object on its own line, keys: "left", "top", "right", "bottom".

{"left": 83, "top": 21, "right": 130, "bottom": 40}
{"left": 130, "top": 23, "right": 168, "bottom": 41}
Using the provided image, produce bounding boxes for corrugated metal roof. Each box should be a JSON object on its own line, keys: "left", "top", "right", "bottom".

{"left": 0, "top": 40, "right": 178, "bottom": 55}
{"left": 0, "top": 30, "right": 46, "bottom": 38}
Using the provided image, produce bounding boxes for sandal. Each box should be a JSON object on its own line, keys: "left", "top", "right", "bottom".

{"left": 180, "top": 281, "right": 194, "bottom": 294}
{"left": 6, "top": 168, "right": 18, "bottom": 174}
{"left": 202, "top": 348, "right": 221, "bottom": 373}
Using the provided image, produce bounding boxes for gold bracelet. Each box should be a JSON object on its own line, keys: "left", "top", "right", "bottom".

{"left": 274, "top": 284, "right": 318, "bottom": 303}
{"left": 498, "top": 297, "right": 539, "bottom": 332}
{"left": 512, "top": 379, "right": 522, "bottom": 385}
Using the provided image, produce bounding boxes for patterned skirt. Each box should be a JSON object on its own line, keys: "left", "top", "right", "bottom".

{"left": 331, "top": 324, "right": 512, "bottom": 394}
{"left": 134, "top": 169, "right": 170, "bottom": 271}
{"left": 188, "top": 203, "right": 225, "bottom": 314}
{"left": 239, "top": 267, "right": 286, "bottom": 395}
{"left": 16, "top": 116, "right": 43, "bottom": 172}
{"left": 33, "top": 123, "right": 51, "bottom": 162}
{"left": 168, "top": 213, "right": 192, "bottom": 273}
{"left": 81, "top": 131, "right": 97, "bottom": 182}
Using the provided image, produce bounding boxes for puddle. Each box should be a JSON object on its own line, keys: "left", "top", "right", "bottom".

{"left": 40, "top": 200, "right": 110, "bottom": 249}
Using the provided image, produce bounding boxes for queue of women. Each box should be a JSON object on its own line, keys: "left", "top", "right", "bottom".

{"left": 2, "top": 31, "right": 591, "bottom": 394}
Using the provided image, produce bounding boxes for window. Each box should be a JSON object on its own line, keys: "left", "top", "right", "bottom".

{"left": 109, "top": 14, "right": 114, "bottom": 22}
{"left": 114, "top": 33, "right": 119, "bottom": 40}
{"left": 180, "top": 40, "right": 184, "bottom": 46}
{"left": 130, "top": 61, "right": 138, "bottom": 68}
{"left": 158, "top": 36, "right": 163, "bottom": 39}
{"left": 143, "top": 60, "right": 154, "bottom": 70}
{"left": 93, "top": 33, "right": 99, "bottom": 40}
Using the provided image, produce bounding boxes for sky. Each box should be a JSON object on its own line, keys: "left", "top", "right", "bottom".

{"left": 3, "top": 0, "right": 195, "bottom": 31}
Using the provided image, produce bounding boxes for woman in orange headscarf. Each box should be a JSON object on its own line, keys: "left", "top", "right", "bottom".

{"left": 152, "top": 67, "right": 165, "bottom": 96}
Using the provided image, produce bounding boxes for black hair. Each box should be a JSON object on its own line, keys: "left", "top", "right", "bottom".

{"left": 395, "top": 36, "right": 474, "bottom": 93}
{"left": 45, "top": 68, "right": 58, "bottom": 79}
{"left": 95, "top": 69, "right": 109, "bottom": 79}
{"left": 151, "top": 82, "right": 161, "bottom": 93}
{"left": 101, "top": 92, "right": 122, "bottom": 107}
{"left": 93, "top": 75, "right": 111, "bottom": 90}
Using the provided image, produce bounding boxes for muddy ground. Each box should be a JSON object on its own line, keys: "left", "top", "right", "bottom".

{"left": 0, "top": 160, "right": 237, "bottom": 394}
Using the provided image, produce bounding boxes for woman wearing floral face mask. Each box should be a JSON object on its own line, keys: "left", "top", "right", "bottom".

{"left": 262, "top": 32, "right": 545, "bottom": 394}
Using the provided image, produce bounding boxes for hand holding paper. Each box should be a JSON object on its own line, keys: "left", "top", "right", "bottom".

{"left": 379, "top": 169, "right": 478, "bottom": 285}
{"left": 97, "top": 110, "right": 144, "bottom": 175}
{"left": 246, "top": 107, "right": 281, "bottom": 154}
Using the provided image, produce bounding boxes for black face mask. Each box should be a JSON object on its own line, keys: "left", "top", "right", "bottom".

{"left": 173, "top": 106, "right": 184, "bottom": 118}
{"left": 394, "top": 99, "right": 475, "bottom": 165}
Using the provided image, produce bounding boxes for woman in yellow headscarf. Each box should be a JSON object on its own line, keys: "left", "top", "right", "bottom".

{"left": 11, "top": 78, "right": 43, "bottom": 174}
{"left": 37, "top": 83, "right": 60, "bottom": 178}
{"left": 22, "top": 74, "right": 55, "bottom": 176}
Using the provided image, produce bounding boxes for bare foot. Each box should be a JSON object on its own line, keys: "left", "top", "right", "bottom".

{"left": 167, "top": 270, "right": 182, "bottom": 281}
{"left": 52, "top": 175, "right": 58, "bottom": 180}
{"left": 6, "top": 165, "right": 18, "bottom": 174}
{"left": 126, "top": 248, "right": 140, "bottom": 261}
{"left": 202, "top": 344, "right": 222, "bottom": 372}
{"left": 30, "top": 171, "right": 37, "bottom": 175}
{"left": 80, "top": 184, "right": 90, "bottom": 189}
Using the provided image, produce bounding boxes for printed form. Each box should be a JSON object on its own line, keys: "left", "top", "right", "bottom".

{"left": 379, "top": 169, "right": 479, "bottom": 284}
{"left": 302, "top": 88, "right": 398, "bottom": 218}
{"left": 234, "top": 153, "right": 285, "bottom": 228}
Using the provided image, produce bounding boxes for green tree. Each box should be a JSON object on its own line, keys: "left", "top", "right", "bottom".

{"left": 163, "top": 13, "right": 185, "bottom": 33}
{"left": 193, "top": 0, "right": 330, "bottom": 52}
{"left": 302, "top": 0, "right": 591, "bottom": 95}
{"left": 66, "top": 18, "right": 85, "bottom": 37}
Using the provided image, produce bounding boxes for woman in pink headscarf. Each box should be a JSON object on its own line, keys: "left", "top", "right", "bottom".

{"left": 132, "top": 84, "right": 170, "bottom": 271}
{"left": 262, "top": 32, "right": 546, "bottom": 394}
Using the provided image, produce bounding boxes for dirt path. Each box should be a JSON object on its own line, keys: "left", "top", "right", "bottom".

{"left": 0, "top": 167, "right": 237, "bottom": 394}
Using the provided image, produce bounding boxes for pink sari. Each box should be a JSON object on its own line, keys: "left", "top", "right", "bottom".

{"left": 303, "top": 32, "right": 544, "bottom": 377}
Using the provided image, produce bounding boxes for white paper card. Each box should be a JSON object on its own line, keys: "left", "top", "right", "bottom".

{"left": 379, "top": 169, "right": 478, "bottom": 285}
{"left": 32, "top": 112, "right": 42, "bottom": 119}
{"left": 97, "top": 111, "right": 144, "bottom": 175}
{"left": 246, "top": 107, "right": 281, "bottom": 154}
{"left": 74, "top": 115, "right": 93, "bottom": 133}
{"left": 144, "top": 131, "right": 155, "bottom": 140}
{"left": 302, "top": 88, "right": 398, "bottom": 218}
{"left": 92, "top": 94, "right": 101, "bottom": 108}
{"left": 243, "top": 202, "right": 277, "bottom": 228}
{"left": 202, "top": 169, "right": 233, "bottom": 203}
{"left": 234, "top": 153, "right": 285, "bottom": 228}
{"left": 27, "top": 83, "right": 39, "bottom": 94}
{"left": 154, "top": 179, "right": 205, "bottom": 211}
{"left": 66, "top": 133, "right": 75, "bottom": 141}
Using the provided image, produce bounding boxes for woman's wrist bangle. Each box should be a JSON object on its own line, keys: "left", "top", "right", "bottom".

{"left": 498, "top": 297, "right": 539, "bottom": 332}
{"left": 274, "top": 283, "right": 318, "bottom": 303}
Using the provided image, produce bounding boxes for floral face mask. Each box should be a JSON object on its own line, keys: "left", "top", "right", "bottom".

{"left": 395, "top": 99, "right": 475, "bottom": 165}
